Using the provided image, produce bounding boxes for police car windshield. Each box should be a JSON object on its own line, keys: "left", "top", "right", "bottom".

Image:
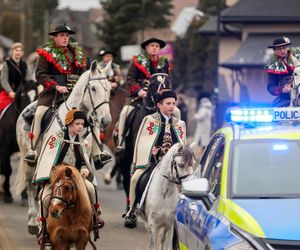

{"left": 230, "top": 139, "right": 300, "bottom": 198}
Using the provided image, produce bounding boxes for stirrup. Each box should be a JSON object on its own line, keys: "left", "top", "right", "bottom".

{"left": 100, "top": 152, "right": 112, "bottom": 164}
{"left": 24, "top": 150, "right": 38, "bottom": 164}
{"left": 37, "top": 224, "right": 51, "bottom": 247}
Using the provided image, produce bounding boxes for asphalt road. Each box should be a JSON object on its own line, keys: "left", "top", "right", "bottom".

{"left": 0, "top": 153, "right": 149, "bottom": 250}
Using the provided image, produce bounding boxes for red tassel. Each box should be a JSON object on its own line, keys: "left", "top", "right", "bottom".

{"left": 29, "top": 132, "right": 34, "bottom": 140}
{"left": 94, "top": 203, "right": 100, "bottom": 209}
{"left": 39, "top": 217, "right": 46, "bottom": 222}
{"left": 100, "top": 133, "right": 104, "bottom": 140}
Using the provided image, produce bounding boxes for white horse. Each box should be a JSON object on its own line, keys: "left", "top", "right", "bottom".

{"left": 139, "top": 143, "right": 196, "bottom": 250}
{"left": 290, "top": 64, "right": 300, "bottom": 107}
{"left": 15, "top": 61, "right": 112, "bottom": 234}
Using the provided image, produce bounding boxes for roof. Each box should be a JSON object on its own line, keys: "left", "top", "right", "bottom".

{"left": 221, "top": 0, "right": 300, "bottom": 23}
{"left": 220, "top": 33, "right": 300, "bottom": 69}
{"left": 198, "top": 16, "right": 241, "bottom": 36}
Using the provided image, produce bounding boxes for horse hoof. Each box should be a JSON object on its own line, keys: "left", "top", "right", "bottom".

{"left": 116, "top": 182, "right": 123, "bottom": 190}
{"left": 3, "top": 193, "right": 13, "bottom": 203}
{"left": 104, "top": 172, "right": 112, "bottom": 184}
{"left": 20, "top": 198, "right": 27, "bottom": 207}
{"left": 28, "top": 225, "right": 38, "bottom": 235}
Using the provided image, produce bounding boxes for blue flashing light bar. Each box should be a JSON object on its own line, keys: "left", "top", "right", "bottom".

{"left": 229, "top": 107, "right": 300, "bottom": 123}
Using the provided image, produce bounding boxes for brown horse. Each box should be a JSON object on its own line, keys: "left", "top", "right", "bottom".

{"left": 47, "top": 165, "right": 94, "bottom": 250}
{"left": 102, "top": 84, "right": 130, "bottom": 152}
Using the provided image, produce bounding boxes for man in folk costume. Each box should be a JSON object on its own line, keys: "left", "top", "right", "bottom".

{"left": 24, "top": 24, "right": 111, "bottom": 168}
{"left": 33, "top": 108, "right": 104, "bottom": 246}
{"left": 115, "top": 37, "right": 171, "bottom": 155}
{"left": 0, "top": 42, "right": 30, "bottom": 115}
{"left": 266, "top": 36, "right": 300, "bottom": 107}
{"left": 124, "top": 89, "right": 186, "bottom": 228}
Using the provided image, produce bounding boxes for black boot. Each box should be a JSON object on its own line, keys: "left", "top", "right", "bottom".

{"left": 124, "top": 210, "right": 137, "bottom": 229}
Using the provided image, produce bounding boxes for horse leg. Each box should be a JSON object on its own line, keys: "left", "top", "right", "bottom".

{"left": 3, "top": 156, "right": 13, "bottom": 203}
{"left": 163, "top": 226, "right": 174, "bottom": 250}
{"left": 120, "top": 157, "right": 131, "bottom": 212}
{"left": 27, "top": 180, "right": 39, "bottom": 235}
{"left": 147, "top": 217, "right": 160, "bottom": 250}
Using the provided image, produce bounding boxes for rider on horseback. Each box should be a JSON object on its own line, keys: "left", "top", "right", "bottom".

{"left": 24, "top": 24, "right": 112, "bottom": 168}
{"left": 115, "top": 37, "right": 171, "bottom": 156}
{"left": 33, "top": 108, "right": 104, "bottom": 246}
{"left": 0, "top": 42, "right": 30, "bottom": 116}
{"left": 98, "top": 48, "right": 122, "bottom": 91}
{"left": 124, "top": 89, "right": 186, "bottom": 228}
{"left": 266, "top": 36, "right": 300, "bottom": 107}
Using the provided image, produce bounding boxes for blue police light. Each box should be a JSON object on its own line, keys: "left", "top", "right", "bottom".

{"left": 229, "top": 107, "right": 300, "bottom": 123}
{"left": 272, "top": 144, "right": 288, "bottom": 151}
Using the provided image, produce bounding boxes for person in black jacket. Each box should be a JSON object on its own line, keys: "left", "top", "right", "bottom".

{"left": 0, "top": 42, "right": 30, "bottom": 112}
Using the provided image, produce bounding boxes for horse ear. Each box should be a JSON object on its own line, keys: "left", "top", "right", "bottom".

{"left": 90, "top": 60, "right": 97, "bottom": 72}
{"left": 101, "top": 60, "right": 112, "bottom": 76}
{"left": 65, "top": 167, "right": 72, "bottom": 177}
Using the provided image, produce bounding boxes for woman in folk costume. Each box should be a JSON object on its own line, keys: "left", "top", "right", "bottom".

{"left": 0, "top": 42, "right": 30, "bottom": 114}
{"left": 33, "top": 108, "right": 104, "bottom": 246}
{"left": 124, "top": 89, "right": 186, "bottom": 228}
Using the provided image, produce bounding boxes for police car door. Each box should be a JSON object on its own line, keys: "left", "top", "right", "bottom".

{"left": 187, "top": 135, "right": 225, "bottom": 249}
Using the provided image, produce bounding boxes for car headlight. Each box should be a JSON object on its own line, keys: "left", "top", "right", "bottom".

{"left": 228, "top": 224, "right": 268, "bottom": 250}
{"left": 227, "top": 240, "right": 255, "bottom": 250}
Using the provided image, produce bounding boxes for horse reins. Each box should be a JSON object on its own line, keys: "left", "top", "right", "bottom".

{"left": 162, "top": 150, "right": 191, "bottom": 185}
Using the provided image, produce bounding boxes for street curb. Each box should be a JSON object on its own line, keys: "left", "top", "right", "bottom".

{"left": 0, "top": 216, "right": 19, "bottom": 250}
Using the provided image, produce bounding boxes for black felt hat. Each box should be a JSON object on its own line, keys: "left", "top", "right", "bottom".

{"left": 65, "top": 108, "right": 89, "bottom": 127}
{"left": 141, "top": 37, "right": 166, "bottom": 49}
{"left": 99, "top": 49, "right": 116, "bottom": 57}
{"left": 154, "top": 89, "right": 177, "bottom": 103}
{"left": 49, "top": 24, "right": 76, "bottom": 36}
{"left": 268, "top": 37, "right": 292, "bottom": 48}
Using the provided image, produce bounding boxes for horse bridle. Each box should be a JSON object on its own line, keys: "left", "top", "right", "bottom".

{"left": 83, "top": 73, "right": 110, "bottom": 126}
{"left": 52, "top": 177, "right": 77, "bottom": 210}
{"left": 163, "top": 147, "right": 193, "bottom": 185}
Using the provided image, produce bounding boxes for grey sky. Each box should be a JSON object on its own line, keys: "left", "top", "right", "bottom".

{"left": 58, "top": 0, "right": 101, "bottom": 10}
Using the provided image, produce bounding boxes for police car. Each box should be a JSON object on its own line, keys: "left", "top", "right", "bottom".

{"left": 174, "top": 107, "right": 300, "bottom": 250}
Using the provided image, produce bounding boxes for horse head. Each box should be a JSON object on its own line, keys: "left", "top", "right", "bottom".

{"left": 145, "top": 73, "right": 173, "bottom": 109}
{"left": 14, "top": 81, "right": 38, "bottom": 111}
{"left": 164, "top": 143, "right": 196, "bottom": 184}
{"left": 70, "top": 60, "right": 112, "bottom": 128}
{"left": 49, "top": 166, "right": 78, "bottom": 219}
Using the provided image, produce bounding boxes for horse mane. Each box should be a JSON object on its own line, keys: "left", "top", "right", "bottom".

{"left": 50, "top": 164, "right": 91, "bottom": 207}
{"left": 159, "top": 143, "right": 194, "bottom": 171}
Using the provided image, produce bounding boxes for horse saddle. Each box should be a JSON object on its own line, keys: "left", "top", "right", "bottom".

{"left": 135, "top": 163, "right": 156, "bottom": 212}
{"left": 22, "top": 103, "right": 58, "bottom": 133}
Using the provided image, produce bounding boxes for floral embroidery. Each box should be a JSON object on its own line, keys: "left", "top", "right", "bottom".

{"left": 147, "top": 121, "right": 158, "bottom": 135}
{"left": 48, "top": 135, "right": 59, "bottom": 149}
{"left": 176, "top": 127, "right": 184, "bottom": 139}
